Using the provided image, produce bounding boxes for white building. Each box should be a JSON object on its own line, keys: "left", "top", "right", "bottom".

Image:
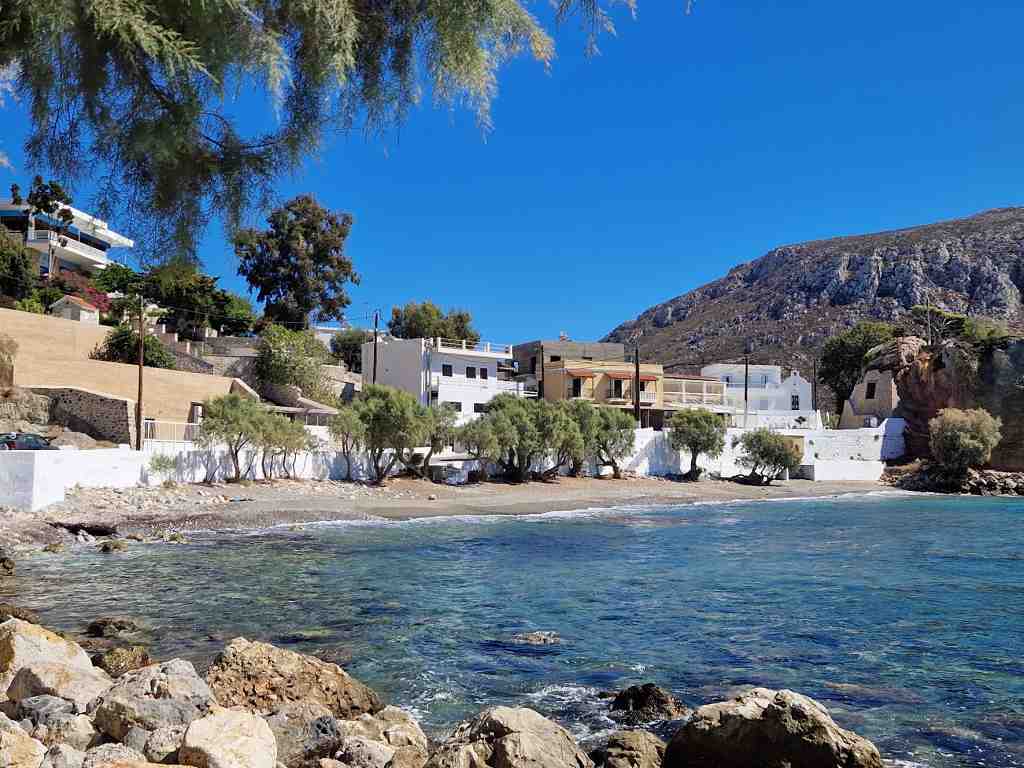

{"left": 49, "top": 295, "right": 99, "bottom": 324}
{"left": 361, "top": 337, "right": 532, "bottom": 423}
{"left": 1, "top": 199, "right": 134, "bottom": 275}
{"left": 701, "top": 363, "right": 813, "bottom": 412}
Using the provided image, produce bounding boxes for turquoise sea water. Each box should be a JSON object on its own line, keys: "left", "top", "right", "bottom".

{"left": 4, "top": 493, "right": 1023, "bottom": 767}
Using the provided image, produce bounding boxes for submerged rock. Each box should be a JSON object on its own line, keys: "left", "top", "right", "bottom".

{"left": 179, "top": 705, "right": 277, "bottom": 768}
{"left": 0, "top": 619, "right": 107, "bottom": 710}
{"left": 511, "top": 631, "right": 562, "bottom": 646}
{"left": 610, "top": 684, "right": 689, "bottom": 725}
{"left": 94, "top": 646, "right": 152, "bottom": 677}
{"left": 98, "top": 539, "right": 129, "bottom": 554}
{"left": 41, "top": 543, "right": 65, "bottom": 554}
{"left": 424, "top": 706, "right": 593, "bottom": 768}
{"left": 662, "top": 687, "right": 883, "bottom": 768}
{"left": 205, "top": 637, "right": 382, "bottom": 719}
{"left": 85, "top": 616, "right": 143, "bottom": 639}
{"left": 591, "top": 730, "right": 666, "bottom": 768}
{"left": 92, "top": 659, "right": 215, "bottom": 742}
{"left": 0, "top": 549, "right": 15, "bottom": 577}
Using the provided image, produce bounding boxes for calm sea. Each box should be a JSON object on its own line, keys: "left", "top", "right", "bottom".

{"left": 5, "top": 493, "right": 1023, "bottom": 767}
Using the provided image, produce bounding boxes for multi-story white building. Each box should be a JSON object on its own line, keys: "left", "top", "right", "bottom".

{"left": 1, "top": 199, "right": 134, "bottom": 275}
{"left": 700, "top": 363, "right": 813, "bottom": 412}
{"left": 361, "top": 337, "right": 533, "bottom": 423}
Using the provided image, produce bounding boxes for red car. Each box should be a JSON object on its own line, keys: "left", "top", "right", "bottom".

{"left": 0, "top": 433, "right": 59, "bottom": 450}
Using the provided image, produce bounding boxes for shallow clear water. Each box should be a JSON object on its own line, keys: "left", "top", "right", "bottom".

{"left": 4, "top": 493, "right": 1024, "bottom": 767}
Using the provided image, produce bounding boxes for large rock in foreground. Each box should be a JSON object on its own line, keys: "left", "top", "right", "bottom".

{"left": 205, "top": 638, "right": 381, "bottom": 718}
{"left": 592, "top": 730, "right": 665, "bottom": 768}
{"left": 663, "top": 688, "right": 883, "bottom": 768}
{"left": 0, "top": 619, "right": 109, "bottom": 710}
{"left": 425, "top": 706, "right": 593, "bottom": 768}
{"left": 336, "top": 706, "right": 429, "bottom": 768}
{"left": 92, "top": 660, "right": 216, "bottom": 742}
{"left": 0, "top": 712, "right": 47, "bottom": 768}
{"left": 179, "top": 705, "right": 277, "bottom": 768}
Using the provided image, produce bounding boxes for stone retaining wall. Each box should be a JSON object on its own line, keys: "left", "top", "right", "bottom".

{"left": 30, "top": 387, "right": 135, "bottom": 447}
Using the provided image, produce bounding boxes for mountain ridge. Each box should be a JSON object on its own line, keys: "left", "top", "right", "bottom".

{"left": 604, "top": 207, "right": 1024, "bottom": 375}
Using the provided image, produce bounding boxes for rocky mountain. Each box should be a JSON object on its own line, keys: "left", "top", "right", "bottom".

{"left": 605, "top": 208, "right": 1024, "bottom": 375}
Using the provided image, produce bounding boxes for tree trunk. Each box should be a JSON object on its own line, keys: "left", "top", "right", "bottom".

{"left": 343, "top": 448, "right": 354, "bottom": 482}
{"left": 685, "top": 451, "right": 701, "bottom": 481}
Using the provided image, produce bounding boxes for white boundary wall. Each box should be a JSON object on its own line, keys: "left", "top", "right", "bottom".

{"left": 0, "top": 420, "right": 906, "bottom": 512}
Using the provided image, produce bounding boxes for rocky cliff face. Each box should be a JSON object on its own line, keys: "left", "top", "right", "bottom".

{"left": 604, "top": 208, "right": 1024, "bottom": 373}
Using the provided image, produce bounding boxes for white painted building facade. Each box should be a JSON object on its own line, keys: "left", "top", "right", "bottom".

{"left": 361, "top": 337, "right": 532, "bottom": 423}
{"left": 701, "top": 363, "right": 813, "bottom": 412}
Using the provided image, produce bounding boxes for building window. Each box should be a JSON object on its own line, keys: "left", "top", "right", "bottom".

{"left": 188, "top": 403, "right": 204, "bottom": 423}
{"left": 466, "top": 366, "right": 477, "bottom": 379}
{"left": 582, "top": 356, "right": 593, "bottom": 361}
{"left": 550, "top": 355, "right": 561, "bottom": 362}
{"left": 480, "top": 368, "right": 489, "bottom": 380}
{"left": 442, "top": 364, "right": 453, "bottom": 377}
{"left": 571, "top": 378, "right": 583, "bottom": 398}
{"left": 443, "top": 401, "right": 462, "bottom": 412}
{"left": 530, "top": 356, "right": 537, "bottom": 374}
{"left": 611, "top": 379, "right": 624, "bottom": 398}
{"left": 791, "top": 394, "right": 800, "bottom": 411}
{"left": 865, "top": 382, "right": 877, "bottom": 400}
{"left": 473, "top": 403, "right": 487, "bottom": 414}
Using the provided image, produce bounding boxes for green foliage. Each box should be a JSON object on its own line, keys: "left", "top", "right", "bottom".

{"left": 148, "top": 454, "right": 178, "bottom": 484}
{"left": 25, "top": 176, "right": 73, "bottom": 230}
{"left": 91, "top": 325, "right": 177, "bottom": 369}
{"left": 254, "top": 324, "right": 329, "bottom": 400}
{"left": 668, "top": 408, "right": 726, "bottom": 480}
{"left": 197, "top": 394, "right": 266, "bottom": 481}
{"left": 592, "top": 407, "right": 636, "bottom": 479}
{"left": 563, "top": 398, "right": 600, "bottom": 476}
{"left": 354, "top": 385, "right": 429, "bottom": 485}
{"left": 0, "top": 228, "right": 35, "bottom": 301}
{"left": 92, "top": 264, "right": 142, "bottom": 294}
{"left": 819, "top": 322, "right": 897, "bottom": 411}
{"left": 235, "top": 195, "right": 358, "bottom": 327}
{"left": 0, "top": 1, "right": 628, "bottom": 259}
{"left": 12, "top": 296, "right": 44, "bottom": 314}
{"left": 251, "top": 412, "right": 312, "bottom": 479}
{"left": 328, "top": 406, "right": 366, "bottom": 482}
{"left": 928, "top": 408, "right": 1002, "bottom": 476}
{"left": 213, "top": 291, "right": 257, "bottom": 336}
{"left": 330, "top": 329, "right": 372, "bottom": 373}
{"left": 734, "top": 429, "right": 802, "bottom": 485}
{"left": 455, "top": 417, "right": 502, "bottom": 480}
{"left": 143, "top": 260, "right": 220, "bottom": 338}
{"left": 388, "top": 301, "right": 480, "bottom": 343}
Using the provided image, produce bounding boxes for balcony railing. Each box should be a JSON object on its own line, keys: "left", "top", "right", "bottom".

{"left": 663, "top": 391, "right": 726, "bottom": 406}
{"left": 143, "top": 420, "right": 202, "bottom": 443}
{"left": 433, "top": 338, "right": 513, "bottom": 355}
{"left": 605, "top": 388, "right": 657, "bottom": 404}
{"left": 28, "top": 231, "right": 110, "bottom": 267}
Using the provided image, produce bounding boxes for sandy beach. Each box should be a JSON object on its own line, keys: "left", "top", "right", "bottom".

{"left": 1, "top": 475, "right": 889, "bottom": 548}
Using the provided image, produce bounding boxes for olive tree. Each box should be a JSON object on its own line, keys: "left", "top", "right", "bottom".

{"left": 328, "top": 405, "right": 366, "bottom": 482}
{"left": 668, "top": 408, "right": 726, "bottom": 480}
{"left": 929, "top": 408, "right": 1002, "bottom": 476}
{"left": 198, "top": 394, "right": 266, "bottom": 481}
{"left": 354, "top": 385, "right": 427, "bottom": 485}
{"left": 733, "top": 428, "right": 801, "bottom": 485}
{"left": 456, "top": 417, "right": 502, "bottom": 481}
{"left": 593, "top": 407, "right": 636, "bottom": 479}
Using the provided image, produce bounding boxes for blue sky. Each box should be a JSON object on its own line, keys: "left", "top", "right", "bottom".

{"left": 3, "top": 1, "right": 1024, "bottom": 342}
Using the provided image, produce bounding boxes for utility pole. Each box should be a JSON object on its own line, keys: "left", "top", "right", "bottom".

{"left": 372, "top": 309, "right": 380, "bottom": 385}
{"left": 135, "top": 294, "right": 144, "bottom": 451}
{"left": 812, "top": 358, "right": 818, "bottom": 411}
{"left": 633, "top": 342, "right": 641, "bottom": 426}
{"left": 538, "top": 343, "right": 545, "bottom": 399}
{"left": 743, "top": 354, "right": 750, "bottom": 429}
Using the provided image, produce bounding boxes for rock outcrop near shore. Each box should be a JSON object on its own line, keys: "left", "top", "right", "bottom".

{"left": 0, "top": 617, "right": 888, "bottom": 768}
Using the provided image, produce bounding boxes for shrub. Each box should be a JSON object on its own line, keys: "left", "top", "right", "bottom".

{"left": 91, "top": 326, "right": 177, "bottom": 369}
{"left": 668, "top": 408, "right": 726, "bottom": 480}
{"left": 734, "top": 428, "right": 802, "bottom": 485}
{"left": 928, "top": 408, "right": 1002, "bottom": 476}
{"left": 197, "top": 394, "right": 266, "bottom": 481}
{"left": 820, "top": 322, "right": 896, "bottom": 411}
{"left": 328, "top": 405, "right": 366, "bottom": 482}
{"left": 593, "top": 407, "right": 636, "bottom": 479}
{"left": 0, "top": 230, "right": 36, "bottom": 301}
{"left": 148, "top": 454, "right": 178, "bottom": 485}
{"left": 354, "top": 385, "right": 430, "bottom": 485}
{"left": 255, "top": 324, "right": 329, "bottom": 400}
{"left": 330, "top": 328, "right": 372, "bottom": 372}
{"left": 13, "top": 296, "right": 44, "bottom": 314}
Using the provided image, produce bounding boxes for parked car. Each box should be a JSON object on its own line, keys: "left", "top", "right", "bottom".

{"left": 0, "top": 433, "right": 59, "bottom": 451}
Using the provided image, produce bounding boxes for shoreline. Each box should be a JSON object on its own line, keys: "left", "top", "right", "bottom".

{"left": 2, "top": 476, "right": 891, "bottom": 548}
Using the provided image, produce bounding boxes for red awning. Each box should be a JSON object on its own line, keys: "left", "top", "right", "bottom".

{"left": 605, "top": 372, "right": 658, "bottom": 381}
{"left": 565, "top": 369, "right": 596, "bottom": 378}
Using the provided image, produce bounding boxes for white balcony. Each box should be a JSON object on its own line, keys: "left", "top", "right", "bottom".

{"left": 27, "top": 231, "right": 110, "bottom": 272}
{"left": 431, "top": 338, "right": 513, "bottom": 359}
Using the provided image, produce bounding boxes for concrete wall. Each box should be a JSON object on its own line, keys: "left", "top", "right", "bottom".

{"left": 361, "top": 338, "right": 427, "bottom": 401}
{"left": 0, "top": 448, "right": 148, "bottom": 511}
{"left": 841, "top": 369, "right": 900, "bottom": 428}
{"left": 0, "top": 307, "right": 109, "bottom": 360}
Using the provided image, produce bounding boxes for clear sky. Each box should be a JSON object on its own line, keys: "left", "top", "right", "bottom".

{"left": 3, "top": 1, "right": 1024, "bottom": 343}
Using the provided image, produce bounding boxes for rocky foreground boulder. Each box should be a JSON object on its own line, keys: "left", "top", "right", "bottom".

{"left": 179, "top": 705, "right": 277, "bottom": 768}
{"left": 336, "top": 705, "right": 430, "bottom": 768}
{"left": 663, "top": 688, "right": 883, "bottom": 768}
{"left": 0, "top": 711, "right": 47, "bottom": 767}
{"left": 205, "top": 637, "right": 382, "bottom": 719}
{"left": 425, "top": 706, "right": 593, "bottom": 768}
{"left": 591, "top": 730, "right": 665, "bottom": 768}
{"left": 0, "top": 619, "right": 110, "bottom": 712}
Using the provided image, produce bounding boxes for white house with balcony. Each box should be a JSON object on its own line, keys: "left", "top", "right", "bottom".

{"left": 361, "top": 337, "right": 532, "bottom": 424}
{"left": 700, "top": 363, "right": 814, "bottom": 413}
{"left": 0, "top": 199, "right": 134, "bottom": 275}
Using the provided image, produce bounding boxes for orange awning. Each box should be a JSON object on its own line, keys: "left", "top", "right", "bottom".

{"left": 605, "top": 372, "right": 658, "bottom": 381}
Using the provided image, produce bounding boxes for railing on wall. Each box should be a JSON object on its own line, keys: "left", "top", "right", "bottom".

{"left": 143, "top": 420, "right": 202, "bottom": 443}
